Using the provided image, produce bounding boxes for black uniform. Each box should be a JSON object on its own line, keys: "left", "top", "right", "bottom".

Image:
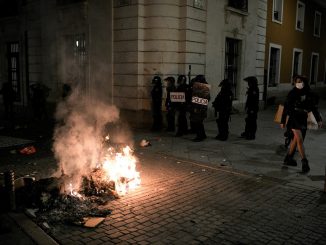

{"left": 164, "top": 77, "right": 176, "bottom": 132}
{"left": 212, "top": 79, "right": 233, "bottom": 141}
{"left": 190, "top": 75, "right": 210, "bottom": 142}
{"left": 175, "top": 75, "right": 189, "bottom": 136}
{"left": 241, "top": 76, "right": 259, "bottom": 140}
{"left": 151, "top": 76, "right": 163, "bottom": 131}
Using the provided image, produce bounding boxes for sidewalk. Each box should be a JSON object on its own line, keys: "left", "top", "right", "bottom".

{"left": 134, "top": 101, "right": 326, "bottom": 191}
{"left": 1, "top": 101, "right": 325, "bottom": 190}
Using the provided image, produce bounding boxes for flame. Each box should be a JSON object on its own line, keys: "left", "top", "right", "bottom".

{"left": 102, "top": 145, "right": 141, "bottom": 195}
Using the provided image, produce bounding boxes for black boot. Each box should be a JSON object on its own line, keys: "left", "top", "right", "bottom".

{"left": 283, "top": 154, "right": 297, "bottom": 166}
{"left": 301, "top": 158, "right": 310, "bottom": 173}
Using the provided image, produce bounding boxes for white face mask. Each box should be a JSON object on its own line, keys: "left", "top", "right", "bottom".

{"left": 295, "top": 82, "right": 304, "bottom": 89}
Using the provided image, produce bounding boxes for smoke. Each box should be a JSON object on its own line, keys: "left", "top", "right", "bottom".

{"left": 52, "top": 84, "right": 132, "bottom": 184}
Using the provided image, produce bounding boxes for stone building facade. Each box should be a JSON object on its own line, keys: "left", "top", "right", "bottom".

{"left": 0, "top": 0, "right": 268, "bottom": 125}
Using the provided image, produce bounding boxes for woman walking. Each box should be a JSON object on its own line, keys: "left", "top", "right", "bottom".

{"left": 281, "top": 75, "right": 322, "bottom": 173}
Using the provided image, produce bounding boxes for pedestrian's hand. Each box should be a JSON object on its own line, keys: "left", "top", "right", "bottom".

{"left": 280, "top": 123, "right": 285, "bottom": 129}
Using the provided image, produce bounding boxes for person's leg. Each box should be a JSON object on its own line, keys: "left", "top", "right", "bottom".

{"left": 284, "top": 130, "right": 298, "bottom": 166}
{"left": 241, "top": 116, "right": 249, "bottom": 137}
{"left": 216, "top": 113, "right": 228, "bottom": 140}
{"left": 291, "top": 129, "right": 310, "bottom": 173}
{"left": 175, "top": 110, "right": 183, "bottom": 136}
{"left": 292, "top": 129, "right": 306, "bottom": 159}
{"left": 246, "top": 113, "right": 257, "bottom": 140}
{"left": 193, "top": 121, "right": 205, "bottom": 141}
{"left": 180, "top": 110, "right": 188, "bottom": 134}
{"left": 216, "top": 117, "right": 221, "bottom": 138}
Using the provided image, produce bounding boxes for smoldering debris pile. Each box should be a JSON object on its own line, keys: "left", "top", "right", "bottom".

{"left": 14, "top": 172, "right": 117, "bottom": 227}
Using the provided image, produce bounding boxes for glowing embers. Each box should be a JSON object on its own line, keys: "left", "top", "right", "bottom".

{"left": 66, "top": 143, "right": 141, "bottom": 198}
{"left": 101, "top": 145, "right": 141, "bottom": 196}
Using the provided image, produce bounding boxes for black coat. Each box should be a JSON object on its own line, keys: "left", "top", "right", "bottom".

{"left": 281, "top": 87, "right": 321, "bottom": 130}
{"left": 212, "top": 87, "right": 233, "bottom": 116}
{"left": 151, "top": 84, "right": 162, "bottom": 111}
{"left": 245, "top": 86, "right": 259, "bottom": 113}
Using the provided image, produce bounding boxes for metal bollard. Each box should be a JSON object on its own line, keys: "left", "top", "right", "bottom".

{"left": 4, "top": 170, "right": 16, "bottom": 211}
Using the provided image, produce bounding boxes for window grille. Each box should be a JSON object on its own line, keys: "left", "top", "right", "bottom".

{"left": 228, "top": 0, "right": 248, "bottom": 12}
{"left": 224, "top": 38, "right": 240, "bottom": 99}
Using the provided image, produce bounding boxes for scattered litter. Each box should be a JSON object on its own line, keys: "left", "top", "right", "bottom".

{"left": 190, "top": 172, "right": 194, "bottom": 174}
{"left": 140, "top": 139, "right": 151, "bottom": 147}
{"left": 201, "top": 156, "right": 206, "bottom": 158}
{"left": 19, "top": 146, "right": 36, "bottom": 155}
{"left": 25, "top": 209, "right": 38, "bottom": 218}
{"left": 15, "top": 176, "right": 35, "bottom": 189}
{"left": 177, "top": 161, "right": 181, "bottom": 164}
{"left": 202, "top": 169, "right": 206, "bottom": 172}
{"left": 83, "top": 217, "right": 105, "bottom": 228}
{"left": 222, "top": 159, "right": 226, "bottom": 162}
{"left": 10, "top": 150, "right": 16, "bottom": 154}
{"left": 42, "top": 222, "right": 50, "bottom": 229}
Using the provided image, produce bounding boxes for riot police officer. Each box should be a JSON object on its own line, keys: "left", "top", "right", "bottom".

{"left": 151, "top": 76, "right": 163, "bottom": 131}
{"left": 241, "top": 76, "right": 259, "bottom": 140}
{"left": 175, "top": 75, "right": 189, "bottom": 136}
{"left": 190, "top": 75, "right": 210, "bottom": 142}
{"left": 212, "top": 79, "right": 233, "bottom": 141}
{"left": 164, "top": 76, "right": 176, "bottom": 132}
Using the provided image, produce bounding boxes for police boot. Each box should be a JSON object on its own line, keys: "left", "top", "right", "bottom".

{"left": 301, "top": 158, "right": 310, "bottom": 173}
{"left": 283, "top": 154, "right": 297, "bottom": 166}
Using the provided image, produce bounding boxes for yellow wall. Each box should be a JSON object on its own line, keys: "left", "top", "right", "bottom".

{"left": 265, "top": 0, "right": 326, "bottom": 83}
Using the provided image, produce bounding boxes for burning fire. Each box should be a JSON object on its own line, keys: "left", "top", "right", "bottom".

{"left": 101, "top": 145, "right": 141, "bottom": 196}
{"left": 53, "top": 92, "right": 140, "bottom": 198}
{"left": 61, "top": 134, "right": 141, "bottom": 198}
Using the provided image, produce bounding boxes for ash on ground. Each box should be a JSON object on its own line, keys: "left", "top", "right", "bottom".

{"left": 15, "top": 171, "right": 116, "bottom": 227}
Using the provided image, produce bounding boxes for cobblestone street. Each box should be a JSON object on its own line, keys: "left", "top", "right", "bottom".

{"left": 1, "top": 101, "right": 326, "bottom": 244}
{"left": 48, "top": 153, "right": 326, "bottom": 244}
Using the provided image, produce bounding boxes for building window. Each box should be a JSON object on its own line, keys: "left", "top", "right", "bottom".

{"left": 272, "top": 0, "right": 283, "bottom": 23}
{"left": 224, "top": 38, "right": 241, "bottom": 99}
{"left": 314, "top": 11, "right": 321, "bottom": 37}
{"left": 296, "top": 1, "right": 305, "bottom": 32}
{"left": 268, "top": 44, "right": 282, "bottom": 87}
{"left": 7, "top": 42, "right": 20, "bottom": 102}
{"left": 193, "top": 0, "right": 204, "bottom": 9}
{"left": 228, "top": 0, "right": 248, "bottom": 12}
{"left": 292, "top": 48, "right": 303, "bottom": 79}
{"left": 117, "top": 0, "right": 131, "bottom": 7}
{"left": 56, "top": 0, "right": 85, "bottom": 5}
{"left": 310, "top": 53, "right": 319, "bottom": 84}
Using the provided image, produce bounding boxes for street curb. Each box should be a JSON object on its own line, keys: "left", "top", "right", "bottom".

{"left": 8, "top": 212, "right": 59, "bottom": 245}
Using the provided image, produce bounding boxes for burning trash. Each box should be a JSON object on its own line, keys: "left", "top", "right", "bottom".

{"left": 140, "top": 139, "right": 151, "bottom": 147}
{"left": 9, "top": 90, "right": 142, "bottom": 227}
